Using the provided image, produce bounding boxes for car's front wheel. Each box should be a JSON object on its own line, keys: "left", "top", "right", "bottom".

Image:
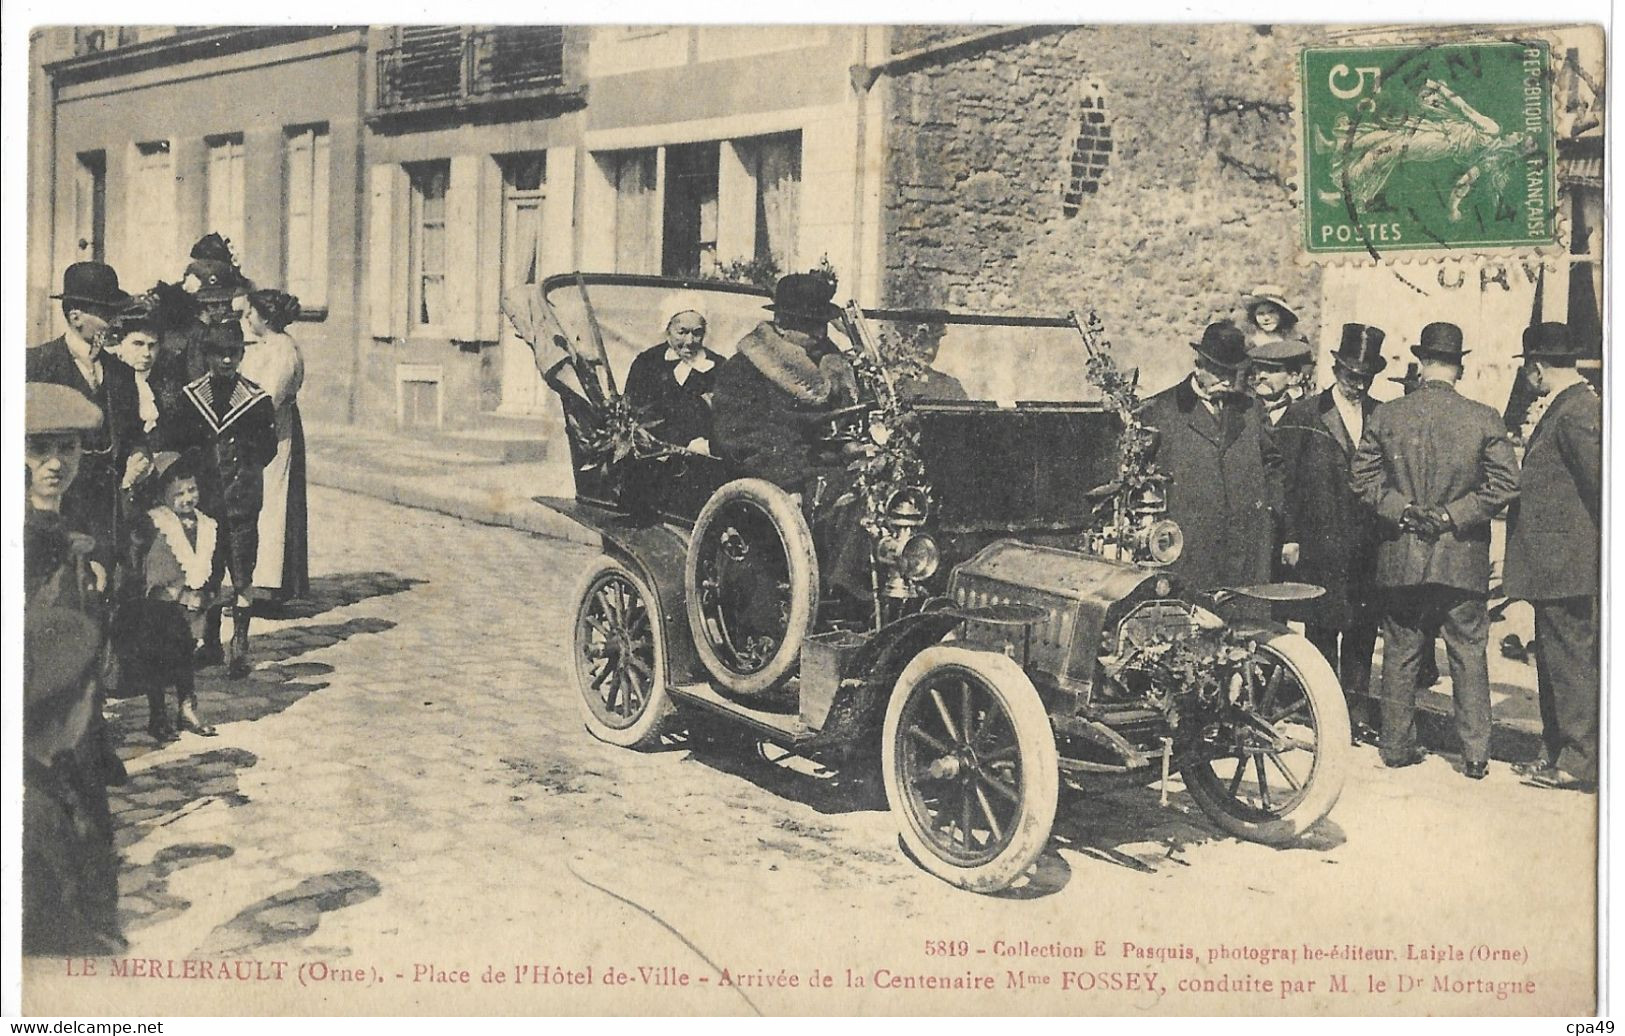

{"left": 1181, "top": 631, "right": 1350, "bottom": 844}
{"left": 882, "top": 646, "right": 1059, "bottom": 893}
{"left": 572, "top": 556, "right": 674, "bottom": 749}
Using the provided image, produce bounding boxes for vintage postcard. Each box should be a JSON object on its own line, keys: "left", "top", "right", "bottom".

{"left": 11, "top": 19, "right": 1606, "bottom": 1017}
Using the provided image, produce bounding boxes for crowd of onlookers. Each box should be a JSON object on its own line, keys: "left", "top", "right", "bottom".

{"left": 23, "top": 233, "right": 309, "bottom": 955}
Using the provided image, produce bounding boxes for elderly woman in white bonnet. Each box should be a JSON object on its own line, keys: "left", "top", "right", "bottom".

{"left": 622, "top": 291, "right": 723, "bottom": 454}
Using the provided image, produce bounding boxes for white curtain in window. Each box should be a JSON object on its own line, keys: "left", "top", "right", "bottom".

{"left": 126, "top": 144, "right": 176, "bottom": 291}
{"left": 284, "top": 128, "right": 331, "bottom": 308}
{"left": 612, "top": 150, "right": 658, "bottom": 274}
{"left": 206, "top": 139, "right": 246, "bottom": 263}
{"left": 754, "top": 135, "right": 800, "bottom": 271}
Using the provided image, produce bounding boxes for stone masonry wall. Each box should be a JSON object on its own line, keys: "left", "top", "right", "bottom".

{"left": 883, "top": 24, "right": 1330, "bottom": 387}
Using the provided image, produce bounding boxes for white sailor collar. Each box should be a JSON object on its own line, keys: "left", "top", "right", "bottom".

{"left": 183, "top": 374, "right": 267, "bottom": 434}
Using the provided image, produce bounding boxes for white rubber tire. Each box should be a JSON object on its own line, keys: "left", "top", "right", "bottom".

{"left": 882, "top": 646, "right": 1059, "bottom": 893}
{"left": 573, "top": 556, "right": 674, "bottom": 749}
{"left": 684, "top": 478, "right": 820, "bottom": 697}
{"left": 1182, "top": 631, "right": 1350, "bottom": 845}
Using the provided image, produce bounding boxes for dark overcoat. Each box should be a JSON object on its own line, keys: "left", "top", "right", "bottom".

{"left": 1503, "top": 381, "right": 1600, "bottom": 601}
{"left": 1140, "top": 376, "right": 1283, "bottom": 593}
{"left": 154, "top": 374, "right": 278, "bottom": 520}
{"left": 623, "top": 343, "right": 723, "bottom": 448}
{"left": 1349, "top": 380, "right": 1519, "bottom": 593}
{"left": 1275, "top": 388, "right": 1381, "bottom": 626}
{"left": 27, "top": 339, "right": 148, "bottom": 559}
{"left": 711, "top": 322, "right": 852, "bottom": 491}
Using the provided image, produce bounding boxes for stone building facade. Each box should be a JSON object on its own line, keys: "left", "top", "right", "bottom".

{"left": 879, "top": 24, "right": 1326, "bottom": 391}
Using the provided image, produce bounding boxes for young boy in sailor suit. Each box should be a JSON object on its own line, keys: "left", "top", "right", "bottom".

{"left": 153, "top": 321, "right": 277, "bottom": 677}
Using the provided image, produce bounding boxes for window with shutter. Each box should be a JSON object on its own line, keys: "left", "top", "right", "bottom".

{"left": 127, "top": 141, "right": 176, "bottom": 291}
{"left": 408, "top": 161, "right": 452, "bottom": 329}
{"left": 205, "top": 134, "right": 246, "bottom": 263}
{"left": 284, "top": 126, "right": 330, "bottom": 309}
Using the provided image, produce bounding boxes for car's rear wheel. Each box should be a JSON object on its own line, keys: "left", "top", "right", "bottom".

{"left": 573, "top": 557, "right": 674, "bottom": 749}
{"left": 1181, "top": 631, "right": 1349, "bottom": 844}
{"left": 882, "top": 646, "right": 1059, "bottom": 892}
{"left": 684, "top": 478, "right": 819, "bottom": 697}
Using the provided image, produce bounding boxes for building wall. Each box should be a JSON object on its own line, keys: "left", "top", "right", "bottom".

{"left": 41, "top": 30, "right": 369, "bottom": 427}
{"left": 881, "top": 24, "right": 1325, "bottom": 394}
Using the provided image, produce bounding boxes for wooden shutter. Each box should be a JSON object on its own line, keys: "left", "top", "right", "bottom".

{"left": 367, "top": 164, "right": 398, "bottom": 339}
{"left": 539, "top": 146, "right": 575, "bottom": 280}
{"left": 444, "top": 154, "right": 481, "bottom": 340}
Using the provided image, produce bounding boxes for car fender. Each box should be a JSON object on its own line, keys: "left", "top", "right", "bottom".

{"left": 539, "top": 496, "right": 703, "bottom": 685}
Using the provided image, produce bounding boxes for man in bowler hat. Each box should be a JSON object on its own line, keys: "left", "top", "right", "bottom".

{"left": 28, "top": 262, "right": 151, "bottom": 568}
{"left": 1503, "top": 323, "right": 1601, "bottom": 791}
{"left": 1140, "top": 322, "right": 1283, "bottom": 614}
{"left": 1350, "top": 323, "right": 1519, "bottom": 778}
{"left": 1276, "top": 324, "right": 1387, "bottom": 741}
{"left": 1247, "top": 335, "right": 1313, "bottom": 427}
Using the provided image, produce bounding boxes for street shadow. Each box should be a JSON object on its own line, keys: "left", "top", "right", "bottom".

{"left": 119, "top": 842, "right": 236, "bottom": 931}
{"left": 191, "top": 870, "right": 381, "bottom": 957}
{"left": 108, "top": 747, "right": 258, "bottom": 849}
{"left": 247, "top": 617, "right": 398, "bottom": 666}
{"left": 254, "top": 572, "right": 427, "bottom": 622}
{"left": 678, "top": 723, "right": 888, "bottom": 817}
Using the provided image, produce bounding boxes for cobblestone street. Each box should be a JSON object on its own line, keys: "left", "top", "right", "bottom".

{"left": 24, "top": 488, "right": 1595, "bottom": 1015}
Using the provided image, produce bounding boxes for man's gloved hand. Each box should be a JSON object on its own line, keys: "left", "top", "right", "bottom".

{"left": 1399, "top": 504, "right": 1444, "bottom": 539}
{"left": 1280, "top": 542, "right": 1301, "bottom": 568}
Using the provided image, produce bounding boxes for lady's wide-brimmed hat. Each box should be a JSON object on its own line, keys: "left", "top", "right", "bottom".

{"left": 1410, "top": 322, "right": 1469, "bottom": 362}
{"left": 766, "top": 273, "right": 842, "bottom": 323}
{"left": 1190, "top": 321, "right": 1250, "bottom": 371}
{"left": 50, "top": 262, "right": 132, "bottom": 309}
{"left": 1242, "top": 284, "right": 1298, "bottom": 325}
{"left": 1332, "top": 323, "right": 1388, "bottom": 376}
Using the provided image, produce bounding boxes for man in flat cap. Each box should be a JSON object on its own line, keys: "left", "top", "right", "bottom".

{"left": 23, "top": 383, "right": 127, "bottom": 956}
{"left": 1276, "top": 324, "right": 1388, "bottom": 741}
{"left": 1503, "top": 323, "right": 1601, "bottom": 792}
{"left": 155, "top": 320, "right": 278, "bottom": 677}
{"left": 1247, "top": 335, "right": 1313, "bottom": 428}
{"left": 28, "top": 262, "right": 151, "bottom": 570}
{"left": 1351, "top": 322, "right": 1519, "bottom": 778}
{"left": 1140, "top": 321, "right": 1283, "bottom": 613}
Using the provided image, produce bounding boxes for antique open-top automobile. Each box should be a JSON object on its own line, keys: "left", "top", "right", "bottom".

{"left": 521, "top": 273, "right": 1349, "bottom": 893}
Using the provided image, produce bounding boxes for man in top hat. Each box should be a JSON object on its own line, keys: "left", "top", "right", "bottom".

{"left": 1276, "top": 323, "right": 1388, "bottom": 741}
{"left": 1503, "top": 322, "right": 1601, "bottom": 791}
{"left": 712, "top": 271, "right": 866, "bottom": 596}
{"left": 154, "top": 320, "right": 278, "bottom": 677}
{"left": 28, "top": 262, "right": 151, "bottom": 569}
{"left": 23, "top": 383, "right": 127, "bottom": 955}
{"left": 1140, "top": 321, "right": 1283, "bottom": 611}
{"left": 1247, "top": 335, "right": 1314, "bottom": 427}
{"left": 1350, "top": 322, "right": 1519, "bottom": 778}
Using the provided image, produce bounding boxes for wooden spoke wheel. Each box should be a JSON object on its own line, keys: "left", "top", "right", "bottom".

{"left": 882, "top": 646, "right": 1058, "bottom": 892}
{"left": 684, "top": 479, "right": 819, "bottom": 697}
{"left": 573, "top": 557, "right": 673, "bottom": 748}
{"left": 1181, "top": 631, "right": 1349, "bottom": 845}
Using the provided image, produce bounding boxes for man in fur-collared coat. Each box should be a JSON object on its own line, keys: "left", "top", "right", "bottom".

{"left": 1140, "top": 322, "right": 1284, "bottom": 613}
{"left": 712, "top": 273, "right": 866, "bottom": 597}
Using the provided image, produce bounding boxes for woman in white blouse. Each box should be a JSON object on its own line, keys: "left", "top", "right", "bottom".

{"left": 239, "top": 290, "right": 309, "bottom": 602}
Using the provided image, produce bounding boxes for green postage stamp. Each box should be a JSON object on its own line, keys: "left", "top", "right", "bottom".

{"left": 1300, "top": 40, "right": 1557, "bottom": 255}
